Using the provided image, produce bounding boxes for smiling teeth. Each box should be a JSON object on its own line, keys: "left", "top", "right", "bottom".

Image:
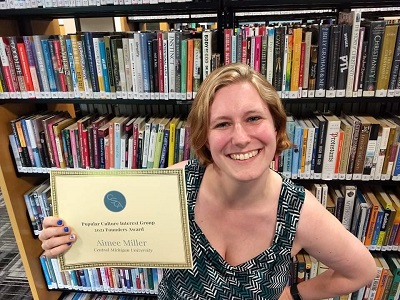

{"left": 229, "top": 150, "right": 259, "bottom": 161}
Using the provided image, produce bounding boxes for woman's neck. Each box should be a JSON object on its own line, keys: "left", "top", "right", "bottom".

{"left": 203, "top": 164, "right": 276, "bottom": 209}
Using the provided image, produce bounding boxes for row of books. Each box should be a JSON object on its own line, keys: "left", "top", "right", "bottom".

{"left": 9, "top": 113, "right": 195, "bottom": 174}
{"left": 275, "top": 112, "right": 400, "bottom": 181}
{"left": 8, "top": 111, "right": 400, "bottom": 182}
{"left": 0, "top": 0, "right": 193, "bottom": 10}
{"left": 224, "top": 13, "right": 400, "bottom": 98}
{"left": 307, "top": 183, "right": 400, "bottom": 252}
{"left": 39, "top": 250, "right": 400, "bottom": 300}
{"left": 290, "top": 252, "right": 400, "bottom": 300}
{"left": 0, "top": 29, "right": 218, "bottom": 100}
{"left": 40, "top": 254, "right": 162, "bottom": 294}
{"left": 61, "top": 294, "right": 154, "bottom": 300}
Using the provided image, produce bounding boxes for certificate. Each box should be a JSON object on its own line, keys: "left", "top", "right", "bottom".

{"left": 50, "top": 168, "right": 193, "bottom": 271}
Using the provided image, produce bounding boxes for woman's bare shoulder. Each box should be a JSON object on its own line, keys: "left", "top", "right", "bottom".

{"left": 167, "top": 160, "right": 189, "bottom": 169}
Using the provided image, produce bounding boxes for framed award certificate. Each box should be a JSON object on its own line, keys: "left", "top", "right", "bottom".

{"left": 50, "top": 168, "right": 193, "bottom": 271}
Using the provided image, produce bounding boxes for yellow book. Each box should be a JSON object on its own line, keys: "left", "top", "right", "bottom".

{"left": 298, "top": 120, "right": 308, "bottom": 177}
{"left": 290, "top": 27, "right": 303, "bottom": 96}
{"left": 69, "top": 34, "right": 85, "bottom": 95}
{"left": 168, "top": 117, "right": 181, "bottom": 167}
{"left": 376, "top": 24, "right": 399, "bottom": 96}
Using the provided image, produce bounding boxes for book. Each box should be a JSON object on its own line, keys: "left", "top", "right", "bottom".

{"left": 362, "top": 20, "right": 386, "bottom": 97}
{"left": 376, "top": 24, "right": 399, "bottom": 97}
{"left": 361, "top": 116, "right": 380, "bottom": 180}
{"left": 362, "top": 186, "right": 382, "bottom": 249}
{"left": 352, "top": 116, "right": 371, "bottom": 180}
{"left": 321, "top": 114, "right": 341, "bottom": 180}
{"left": 340, "top": 185, "right": 357, "bottom": 231}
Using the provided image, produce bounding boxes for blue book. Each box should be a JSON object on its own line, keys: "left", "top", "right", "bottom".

{"left": 20, "top": 118, "right": 36, "bottom": 167}
{"left": 140, "top": 32, "right": 151, "bottom": 97}
{"left": 283, "top": 115, "right": 295, "bottom": 178}
{"left": 292, "top": 120, "right": 303, "bottom": 179}
{"left": 40, "top": 39, "right": 57, "bottom": 92}
{"left": 99, "top": 39, "right": 111, "bottom": 93}
{"left": 83, "top": 32, "right": 99, "bottom": 93}
{"left": 159, "top": 128, "right": 170, "bottom": 168}
{"left": 68, "top": 269, "right": 78, "bottom": 289}
{"left": 65, "top": 37, "right": 78, "bottom": 96}
{"left": 371, "top": 208, "right": 384, "bottom": 249}
{"left": 152, "top": 268, "right": 159, "bottom": 290}
{"left": 39, "top": 255, "right": 52, "bottom": 288}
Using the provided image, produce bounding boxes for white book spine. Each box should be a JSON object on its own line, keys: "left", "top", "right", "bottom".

{"left": 163, "top": 38, "right": 169, "bottom": 100}
{"left": 321, "top": 120, "right": 341, "bottom": 180}
{"left": 202, "top": 31, "right": 212, "bottom": 80}
{"left": 346, "top": 10, "right": 361, "bottom": 97}
{"left": 282, "top": 34, "right": 288, "bottom": 98}
{"left": 304, "top": 125, "right": 315, "bottom": 179}
{"left": 134, "top": 33, "right": 144, "bottom": 99}
{"left": 167, "top": 32, "right": 176, "bottom": 99}
{"left": 266, "top": 28, "right": 275, "bottom": 84}
{"left": 128, "top": 37, "right": 138, "bottom": 99}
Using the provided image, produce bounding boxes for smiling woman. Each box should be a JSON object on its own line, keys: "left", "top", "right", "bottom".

{"left": 39, "top": 63, "right": 376, "bottom": 300}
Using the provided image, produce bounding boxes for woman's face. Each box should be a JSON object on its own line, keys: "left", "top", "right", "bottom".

{"left": 207, "top": 81, "right": 277, "bottom": 182}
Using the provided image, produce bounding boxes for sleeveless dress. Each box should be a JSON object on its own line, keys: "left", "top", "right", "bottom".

{"left": 158, "top": 159, "right": 305, "bottom": 300}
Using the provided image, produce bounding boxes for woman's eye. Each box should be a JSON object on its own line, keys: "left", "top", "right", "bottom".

{"left": 215, "top": 122, "right": 229, "bottom": 128}
{"left": 248, "top": 116, "right": 261, "bottom": 122}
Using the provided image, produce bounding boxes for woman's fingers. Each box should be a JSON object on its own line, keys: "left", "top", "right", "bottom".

{"left": 41, "top": 233, "right": 77, "bottom": 257}
{"left": 39, "top": 224, "right": 72, "bottom": 241}
{"left": 42, "top": 217, "right": 65, "bottom": 229}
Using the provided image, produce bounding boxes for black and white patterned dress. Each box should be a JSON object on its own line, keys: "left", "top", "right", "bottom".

{"left": 158, "top": 159, "right": 305, "bottom": 300}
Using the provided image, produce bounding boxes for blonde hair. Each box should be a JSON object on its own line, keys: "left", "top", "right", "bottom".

{"left": 188, "top": 63, "right": 291, "bottom": 166}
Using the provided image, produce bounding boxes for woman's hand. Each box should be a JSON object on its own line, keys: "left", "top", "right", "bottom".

{"left": 278, "top": 286, "right": 294, "bottom": 300}
{"left": 38, "top": 217, "right": 76, "bottom": 257}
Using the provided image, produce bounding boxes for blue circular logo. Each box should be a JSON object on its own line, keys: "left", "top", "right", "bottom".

{"left": 104, "top": 191, "right": 126, "bottom": 212}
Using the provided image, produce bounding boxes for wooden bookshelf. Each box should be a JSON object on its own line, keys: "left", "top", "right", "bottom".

{"left": 0, "top": 1, "right": 399, "bottom": 299}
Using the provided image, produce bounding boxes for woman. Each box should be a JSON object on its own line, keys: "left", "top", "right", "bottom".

{"left": 40, "top": 63, "right": 376, "bottom": 299}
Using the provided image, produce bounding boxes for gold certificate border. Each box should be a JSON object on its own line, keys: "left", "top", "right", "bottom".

{"left": 50, "top": 168, "right": 192, "bottom": 270}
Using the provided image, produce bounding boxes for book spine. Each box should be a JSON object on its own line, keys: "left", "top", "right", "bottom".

{"left": 345, "top": 10, "right": 361, "bottom": 97}
{"left": 65, "top": 37, "right": 79, "bottom": 97}
{"left": 363, "top": 21, "right": 385, "bottom": 96}
{"left": 315, "top": 25, "right": 330, "bottom": 97}
{"left": 58, "top": 35, "right": 74, "bottom": 97}
{"left": 326, "top": 25, "right": 341, "bottom": 98}
{"left": 353, "top": 121, "right": 370, "bottom": 179}
{"left": 376, "top": 25, "right": 399, "bottom": 97}
{"left": 40, "top": 39, "right": 57, "bottom": 95}
{"left": 16, "top": 42, "right": 35, "bottom": 97}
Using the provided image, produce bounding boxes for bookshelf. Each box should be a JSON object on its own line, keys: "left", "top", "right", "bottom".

{"left": 0, "top": 0, "right": 399, "bottom": 299}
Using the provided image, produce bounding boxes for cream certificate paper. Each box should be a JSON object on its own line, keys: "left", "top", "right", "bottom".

{"left": 50, "top": 169, "right": 192, "bottom": 271}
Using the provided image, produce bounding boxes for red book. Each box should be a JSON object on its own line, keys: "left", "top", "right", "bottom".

{"left": 224, "top": 28, "right": 233, "bottom": 65}
{"left": 298, "top": 41, "right": 306, "bottom": 95}
{"left": 16, "top": 41, "right": 35, "bottom": 95}
{"left": 0, "top": 37, "right": 15, "bottom": 93}
{"left": 157, "top": 31, "right": 164, "bottom": 96}
{"left": 2, "top": 36, "right": 20, "bottom": 93}
{"left": 52, "top": 39, "right": 68, "bottom": 92}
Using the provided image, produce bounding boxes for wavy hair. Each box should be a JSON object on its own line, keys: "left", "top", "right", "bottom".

{"left": 187, "top": 63, "right": 291, "bottom": 166}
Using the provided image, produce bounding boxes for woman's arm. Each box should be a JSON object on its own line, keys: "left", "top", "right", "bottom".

{"left": 291, "top": 189, "right": 376, "bottom": 300}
